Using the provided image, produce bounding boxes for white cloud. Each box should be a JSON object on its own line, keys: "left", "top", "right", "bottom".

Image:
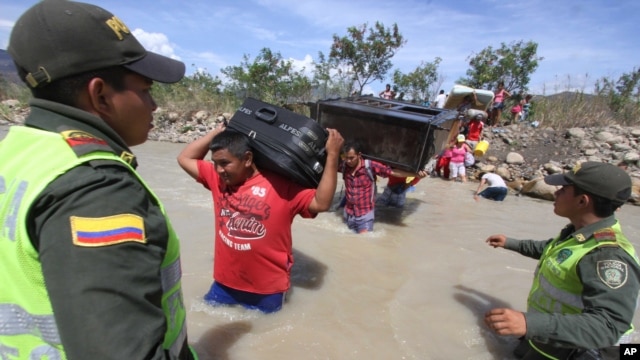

{"left": 289, "top": 54, "right": 315, "bottom": 77}
{"left": 0, "top": 19, "right": 14, "bottom": 28}
{"left": 131, "top": 28, "right": 181, "bottom": 61}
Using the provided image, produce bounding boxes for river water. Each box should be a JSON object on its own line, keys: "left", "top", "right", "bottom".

{"left": 3, "top": 125, "right": 640, "bottom": 359}
{"left": 131, "top": 139, "right": 640, "bottom": 360}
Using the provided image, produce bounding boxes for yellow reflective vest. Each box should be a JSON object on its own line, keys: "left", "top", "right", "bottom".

{"left": 0, "top": 127, "right": 190, "bottom": 359}
{"left": 527, "top": 222, "right": 638, "bottom": 357}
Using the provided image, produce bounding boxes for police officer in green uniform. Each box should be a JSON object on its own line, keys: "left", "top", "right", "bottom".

{"left": 484, "top": 161, "right": 639, "bottom": 360}
{"left": 0, "top": 1, "right": 198, "bottom": 359}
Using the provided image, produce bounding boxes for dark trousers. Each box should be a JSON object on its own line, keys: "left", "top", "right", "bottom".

{"left": 479, "top": 186, "right": 507, "bottom": 201}
{"left": 514, "top": 339, "right": 618, "bottom": 360}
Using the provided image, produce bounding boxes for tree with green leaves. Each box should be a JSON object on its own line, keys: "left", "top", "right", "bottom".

{"left": 392, "top": 58, "right": 442, "bottom": 103}
{"left": 329, "top": 21, "right": 406, "bottom": 95}
{"left": 221, "top": 48, "right": 310, "bottom": 105}
{"left": 459, "top": 40, "right": 543, "bottom": 95}
{"left": 312, "top": 51, "right": 354, "bottom": 99}
{"left": 595, "top": 67, "right": 640, "bottom": 124}
{"left": 596, "top": 68, "right": 640, "bottom": 109}
{"left": 152, "top": 65, "right": 223, "bottom": 110}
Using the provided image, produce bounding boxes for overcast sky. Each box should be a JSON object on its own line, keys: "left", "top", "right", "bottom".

{"left": 1, "top": 0, "right": 638, "bottom": 98}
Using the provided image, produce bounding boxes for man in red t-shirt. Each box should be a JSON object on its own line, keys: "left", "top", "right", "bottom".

{"left": 178, "top": 125, "right": 343, "bottom": 313}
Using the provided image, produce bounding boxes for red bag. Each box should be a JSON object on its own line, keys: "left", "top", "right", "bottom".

{"left": 510, "top": 104, "right": 522, "bottom": 114}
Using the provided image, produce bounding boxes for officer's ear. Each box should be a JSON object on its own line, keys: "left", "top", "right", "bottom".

{"left": 578, "top": 194, "right": 590, "bottom": 208}
{"left": 84, "top": 77, "right": 113, "bottom": 116}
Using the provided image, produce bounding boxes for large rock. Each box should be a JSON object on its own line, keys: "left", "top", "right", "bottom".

{"left": 476, "top": 163, "right": 496, "bottom": 172}
{"left": 606, "top": 136, "right": 625, "bottom": 145}
{"left": 520, "top": 177, "right": 556, "bottom": 201}
{"left": 543, "top": 162, "right": 563, "bottom": 174}
{"left": 566, "top": 128, "right": 586, "bottom": 138}
{"left": 624, "top": 152, "right": 640, "bottom": 163}
{"left": 507, "top": 179, "right": 524, "bottom": 192}
{"left": 506, "top": 152, "right": 525, "bottom": 165}
{"left": 614, "top": 143, "right": 633, "bottom": 151}
{"left": 595, "top": 131, "right": 614, "bottom": 142}
{"left": 579, "top": 139, "right": 596, "bottom": 149}
{"left": 192, "top": 110, "right": 210, "bottom": 123}
{"left": 495, "top": 166, "right": 511, "bottom": 180}
{"left": 168, "top": 112, "right": 180, "bottom": 122}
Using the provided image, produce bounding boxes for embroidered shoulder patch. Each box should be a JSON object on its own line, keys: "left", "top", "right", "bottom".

{"left": 597, "top": 260, "right": 628, "bottom": 289}
{"left": 61, "top": 130, "right": 108, "bottom": 147}
{"left": 70, "top": 214, "right": 146, "bottom": 247}
{"left": 593, "top": 229, "right": 617, "bottom": 242}
{"left": 556, "top": 249, "right": 573, "bottom": 264}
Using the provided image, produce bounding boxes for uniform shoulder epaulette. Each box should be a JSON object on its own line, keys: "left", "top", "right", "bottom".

{"left": 593, "top": 228, "right": 617, "bottom": 243}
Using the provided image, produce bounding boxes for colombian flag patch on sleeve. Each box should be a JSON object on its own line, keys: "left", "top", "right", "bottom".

{"left": 71, "top": 214, "right": 146, "bottom": 247}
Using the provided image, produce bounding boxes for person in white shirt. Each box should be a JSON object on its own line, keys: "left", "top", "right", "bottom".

{"left": 474, "top": 172, "right": 508, "bottom": 201}
{"left": 434, "top": 89, "right": 447, "bottom": 108}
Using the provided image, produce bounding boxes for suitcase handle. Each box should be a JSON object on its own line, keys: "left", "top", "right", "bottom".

{"left": 255, "top": 107, "right": 277, "bottom": 124}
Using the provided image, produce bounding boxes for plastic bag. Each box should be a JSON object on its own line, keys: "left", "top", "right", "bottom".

{"left": 464, "top": 152, "right": 475, "bottom": 167}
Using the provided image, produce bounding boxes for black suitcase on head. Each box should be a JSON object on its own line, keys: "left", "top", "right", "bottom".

{"left": 227, "top": 98, "right": 328, "bottom": 188}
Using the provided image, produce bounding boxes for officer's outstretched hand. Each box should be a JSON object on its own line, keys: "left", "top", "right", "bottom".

{"left": 486, "top": 234, "right": 507, "bottom": 248}
{"left": 484, "top": 308, "right": 527, "bottom": 336}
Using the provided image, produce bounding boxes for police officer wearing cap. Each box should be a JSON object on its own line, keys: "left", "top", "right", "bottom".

{"left": 0, "top": 1, "right": 198, "bottom": 359}
{"left": 484, "top": 161, "right": 639, "bottom": 360}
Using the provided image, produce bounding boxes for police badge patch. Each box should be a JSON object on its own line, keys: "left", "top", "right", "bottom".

{"left": 597, "top": 260, "right": 628, "bottom": 289}
{"left": 556, "top": 249, "right": 572, "bottom": 264}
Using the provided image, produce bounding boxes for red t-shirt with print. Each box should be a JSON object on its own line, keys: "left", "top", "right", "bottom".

{"left": 466, "top": 119, "right": 484, "bottom": 141}
{"left": 197, "top": 160, "right": 316, "bottom": 294}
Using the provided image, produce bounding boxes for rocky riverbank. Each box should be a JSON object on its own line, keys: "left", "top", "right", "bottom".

{"left": 2, "top": 100, "right": 639, "bottom": 205}
{"left": 473, "top": 122, "right": 640, "bottom": 204}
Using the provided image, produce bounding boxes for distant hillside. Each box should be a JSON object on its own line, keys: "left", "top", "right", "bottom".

{"left": 0, "top": 49, "right": 20, "bottom": 83}
{"left": 543, "top": 91, "right": 597, "bottom": 102}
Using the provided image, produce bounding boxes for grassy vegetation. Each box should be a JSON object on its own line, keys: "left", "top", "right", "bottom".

{"left": 500, "top": 93, "right": 639, "bottom": 129}
{"left": 528, "top": 93, "right": 617, "bottom": 128}
{"left": 0, "top": 74, "right": 30, "bottom": 121}
{"left": 489, "top": 74, "right": 639, "bottom": 129}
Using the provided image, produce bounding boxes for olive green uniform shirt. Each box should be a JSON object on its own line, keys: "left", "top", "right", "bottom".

{"left": 22, "top": 99, "right": 194, "bottom": 359}
{"left": 505, "top": 215, "right": 640, "bottom": 350}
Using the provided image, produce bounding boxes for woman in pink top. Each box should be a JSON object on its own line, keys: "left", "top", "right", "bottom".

{"left": 449, "top": 134, "right": 473, "bottom": 182}
{"left": 489, "top": 81, "right": 511, "bottom": 126}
